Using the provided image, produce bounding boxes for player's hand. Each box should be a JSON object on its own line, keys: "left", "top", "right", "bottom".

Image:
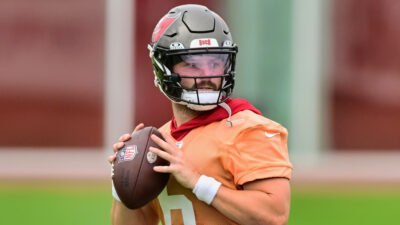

{"left": 149, "top": 131, "right": 201, "bottom": 190}
{"left": 107, "top": 123, "right": 145, "bottom": 164}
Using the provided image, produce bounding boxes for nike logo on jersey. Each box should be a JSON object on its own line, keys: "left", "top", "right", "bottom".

{"left": 265, "top": 131, "right": 280, "bottom": 138}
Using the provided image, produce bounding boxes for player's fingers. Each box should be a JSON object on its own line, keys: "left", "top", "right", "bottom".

{"left": 153, "top": 165, "right": 171, "bottom": 173}
{"left": 151, "top": 134, "right": 174, "bottom": 153}
{"left": 149, "top": 146, "right": 174, "bottom": 162}
{"left": 108, "top": 155, "right": 116, "bottom": 164}
{"left": 160, "top": 130, "right": 177, "bottom": 146}
{"left": 113, "top": 142, "right": 125, "bottom": 152}
{"left": 118, "top": 133, "right": 131, "bottom": 142}
{"left": 132, "top": 123, "right": 145, "bottom": 135}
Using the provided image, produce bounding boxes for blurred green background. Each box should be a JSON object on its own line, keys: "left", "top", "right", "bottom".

{"left": 1, "top": 182, "right": 399, "bottom": 225}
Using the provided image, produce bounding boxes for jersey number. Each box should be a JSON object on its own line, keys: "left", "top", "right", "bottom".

{"left": 158, "top": 188, "right": 197, "bottom": 225}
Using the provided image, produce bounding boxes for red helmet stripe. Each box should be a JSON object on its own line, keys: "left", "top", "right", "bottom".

{"left": 152, "top": 17, "right": 176, "bottom": 43}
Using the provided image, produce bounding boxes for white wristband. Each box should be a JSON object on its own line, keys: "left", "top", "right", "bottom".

{"left": 112, "top": 180, "right": 121, "bottom": 202}
{"left": 192, "top": 175, "right": 221, "bottom": 205}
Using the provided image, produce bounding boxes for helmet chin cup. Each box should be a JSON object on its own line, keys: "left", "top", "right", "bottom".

{"left": 181, "top": 90, "right": 220, "bottom": 104}
{"left": 180, "top": 90, "right": 221, "bottom": 111}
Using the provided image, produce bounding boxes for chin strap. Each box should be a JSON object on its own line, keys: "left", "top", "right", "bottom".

{"left": 218, "top": 102, "right": 232, "bottom": 127}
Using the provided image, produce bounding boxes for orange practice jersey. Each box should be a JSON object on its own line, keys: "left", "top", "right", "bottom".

{"left": 151, "top": 110, "right": 292, "bottom": 225}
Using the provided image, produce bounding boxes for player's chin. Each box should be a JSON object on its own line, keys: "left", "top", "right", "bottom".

{"left": 196, "top": 85, "right": 220, "bottom": 91}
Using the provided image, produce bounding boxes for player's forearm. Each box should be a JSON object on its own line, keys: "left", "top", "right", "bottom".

{"left": 211, "top": 186, "right": 290, "bottom": 225}
{"left": 111, "top": 199, "right": 149, "bottom": 225}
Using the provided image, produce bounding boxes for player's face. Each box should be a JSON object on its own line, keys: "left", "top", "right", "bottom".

{"left": 173, "top": 54, "right": 227, "bottom": 90}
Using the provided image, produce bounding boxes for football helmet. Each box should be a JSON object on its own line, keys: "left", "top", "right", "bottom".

{"left": 148, "top": 4, "right": 238, "bottom": 111}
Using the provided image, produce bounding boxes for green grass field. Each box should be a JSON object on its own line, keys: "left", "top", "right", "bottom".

{"left": 289, "top": 184, "right": 400, "bottom": 225}
{"left": 0, "top": 182, "right": 111, "bottom": 225}
{"left": 1, "top": 182, "right": 399, "bottom": 225}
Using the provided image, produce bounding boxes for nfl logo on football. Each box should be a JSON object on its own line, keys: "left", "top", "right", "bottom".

{"left": 119, "top": 145, "right": 138, "bottom": 162}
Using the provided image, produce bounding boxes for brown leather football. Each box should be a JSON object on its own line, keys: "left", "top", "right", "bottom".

{"left": 112, "top": 126, "right": 170, "bottom": 209}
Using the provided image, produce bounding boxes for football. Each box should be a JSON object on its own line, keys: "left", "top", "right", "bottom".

{"left": 112, "top": 126, "right": 170, "bottom": 209}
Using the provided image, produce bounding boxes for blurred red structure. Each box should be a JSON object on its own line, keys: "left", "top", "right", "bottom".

{"left": 332, "top": 0, "right": 400, "bottom": 150}
{"left": 0, "top": 0, "right": 104, "bottom": 147}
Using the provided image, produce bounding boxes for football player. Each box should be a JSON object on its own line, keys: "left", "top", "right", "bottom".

{"left": 109, "top": 4, "right": 292, "bottom": 225}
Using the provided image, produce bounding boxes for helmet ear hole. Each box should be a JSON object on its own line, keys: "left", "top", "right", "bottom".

{"left": 171, "top": 73, "right": 181, "bottom": 83}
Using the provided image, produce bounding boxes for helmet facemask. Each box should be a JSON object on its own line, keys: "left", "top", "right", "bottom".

{"left": 151, "top": 47, "right": 237, "bottom": 111}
